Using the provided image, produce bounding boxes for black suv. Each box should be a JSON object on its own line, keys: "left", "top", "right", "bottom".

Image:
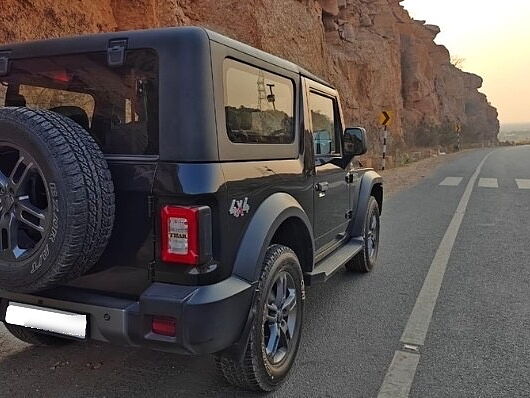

{"left": 0, "top": 27, "right": 382, "bottom": 392}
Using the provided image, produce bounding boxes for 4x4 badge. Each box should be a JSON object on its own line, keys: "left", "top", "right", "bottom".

{"left": 229, "top": 197, "right": 250, "bottom": 218}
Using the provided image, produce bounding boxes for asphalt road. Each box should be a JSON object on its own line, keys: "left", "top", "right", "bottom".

{"left": 1, "top": 146, "right": 530, "bottom": 397}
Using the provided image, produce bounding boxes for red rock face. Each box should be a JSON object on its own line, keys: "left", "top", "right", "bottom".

{"left": 0, "top": 0, "right": 499, "bottom": 149}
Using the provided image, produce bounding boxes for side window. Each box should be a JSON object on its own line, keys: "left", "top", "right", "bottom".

{"left": 309, "top": 92, "right": 340, "bottom": 156}
{"left": 224, "top": 59, "right": 294, "bottom": 144}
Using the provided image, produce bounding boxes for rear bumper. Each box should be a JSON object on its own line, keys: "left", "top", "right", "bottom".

{"left": 0, "top": 276, "right": 254, "bottom": 355}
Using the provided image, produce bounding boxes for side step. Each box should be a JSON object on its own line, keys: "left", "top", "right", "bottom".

{"left": 305, "top": 238, "right": 364, "bottom": 285}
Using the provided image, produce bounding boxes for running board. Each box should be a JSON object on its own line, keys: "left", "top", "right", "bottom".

{"left": 305, "top": 238, "right": 364, "bottom": 285}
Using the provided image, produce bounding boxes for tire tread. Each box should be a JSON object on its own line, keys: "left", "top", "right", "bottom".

{"left": 345, "top": 196, "right": 379, "bottom": 273}
{"left": 0, "top": 107, "right": 115, "bottom": 292}
{"left": 216, "top": 245, "right": 301, "bottom": 392}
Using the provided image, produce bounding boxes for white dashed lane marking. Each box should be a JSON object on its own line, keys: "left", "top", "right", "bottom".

{"left": 440, "top": 177, "right": 530, "bottom": 189}
{"left": 515, "top": 179, "right": 530, "bottom": 189}
{"left": 477, "top": 178, "right": 498, "bottom": 188}
{"left": 439, "top": 177, "right": 463, "bottom": 186}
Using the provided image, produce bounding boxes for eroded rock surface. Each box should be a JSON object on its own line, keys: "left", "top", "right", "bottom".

{"left": 0, "top": 0, "right": 499, "bottom": 149}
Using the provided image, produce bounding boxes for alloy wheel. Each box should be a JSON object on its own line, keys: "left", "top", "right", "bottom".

{"left": 263, "top": 270, "right": 298, "bottom": 366}
{"left": 366, "top": 211, "right": 379, "bottom": 261}
{"left": 0, "top": 144, "right": 49, "bottom": 261}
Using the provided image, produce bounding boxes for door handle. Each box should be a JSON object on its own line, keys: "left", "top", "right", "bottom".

{"left": 315, "top": 182, "right": 329, "bottom": 192}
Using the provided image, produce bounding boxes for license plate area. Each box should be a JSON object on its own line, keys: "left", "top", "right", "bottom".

{"left": 5, "top": 302, "right": 87, "bottom": 339}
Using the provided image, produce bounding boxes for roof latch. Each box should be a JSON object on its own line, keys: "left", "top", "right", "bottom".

{"left": 107, "top": 39, "right": 127, "bottom": 67}
{"left": 0, "top": 52, "right": 10, "bottom": 76}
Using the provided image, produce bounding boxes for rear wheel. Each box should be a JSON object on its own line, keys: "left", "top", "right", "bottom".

{"left": 3, "top": 322, "right": 72, "bottom": 346}
{"left": 346, "top": 196, "right": 380, "bottom": 273}
{"left": 216, "top": 245, "right": 304, "bottom": 392}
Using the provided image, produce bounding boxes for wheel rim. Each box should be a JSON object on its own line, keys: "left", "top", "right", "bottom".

{"left": 366, "top": 212, "right": 379, "bottom": 261}
{"left": 0, "top": 143, "right": 50, "bottom": 262}
{"left": 263, "top": 270, "right": 298, "bottom": 366}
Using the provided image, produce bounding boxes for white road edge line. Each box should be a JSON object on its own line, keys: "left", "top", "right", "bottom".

{"left": 377, "top": 151, "right": 495, "bottom": 398}
{"left": 378, "top": 351, "right": 420, "bottom": 398}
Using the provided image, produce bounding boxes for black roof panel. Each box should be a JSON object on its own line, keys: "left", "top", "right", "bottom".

{"left": 0, "top": 26, "right": 333, "bottom": 88}
{"left": 204, "top": 29, "right": 331, "bottom": 87}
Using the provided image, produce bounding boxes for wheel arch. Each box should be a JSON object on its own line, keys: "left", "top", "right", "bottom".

{"left": 371, "top": 182, "right": 383, "bottom": 214}
{"left": 270, "top": 217, "right": 313, "bottom": 275}
{"left": 350, "top": 170, "right": 383, "bottom": 237}
{"left": 232, "top": 192, "right": 314, "bottom": 282}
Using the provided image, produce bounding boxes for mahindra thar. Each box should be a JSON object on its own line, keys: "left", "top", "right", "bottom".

{"left": 0, "top": 27, "right": 382, "bottom": 392}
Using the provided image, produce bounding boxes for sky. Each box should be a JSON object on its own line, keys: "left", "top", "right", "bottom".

{"left": 402, "top": 0, "right": 530, "bottom": 125}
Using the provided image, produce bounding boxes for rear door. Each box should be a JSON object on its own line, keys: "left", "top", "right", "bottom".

{"left": 0, "top": 49, "right": 160, "bottom": 297}
{"left": 303, "top": 79, "right": 350, "bottom": 253}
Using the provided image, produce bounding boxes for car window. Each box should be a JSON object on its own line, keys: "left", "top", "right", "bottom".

{"left": 309, "top": 92, "right": 340, "bottom": 156}
{"left": 1, "top": 49, "right": 159, "bottom": 156}
{"left": 19, "top": 85, "right": 95, "bottom": 124}
{"left": 224, "top": 59, "right": 294, "bottom": 144}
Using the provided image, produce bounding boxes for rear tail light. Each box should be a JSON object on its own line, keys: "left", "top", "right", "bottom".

{"left": 160, "top": 205, "right": 211, "bottom": 265}
{"left": 151, "top": 316, "right": 177, "bottom": 337}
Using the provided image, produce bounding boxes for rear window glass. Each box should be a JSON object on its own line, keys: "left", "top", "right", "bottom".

{"left": 0, "top": 50, "right": 158, "bottom": 155}
{"left": 19, "top": 85, "right": 95, "bottom": 124}
{"left": 224, "top": 59, "right": 294, "bottom": 144}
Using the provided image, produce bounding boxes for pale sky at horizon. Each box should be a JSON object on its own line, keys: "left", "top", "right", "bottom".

{"left": 402, "top": 0, "right": 530, "bottom": 125}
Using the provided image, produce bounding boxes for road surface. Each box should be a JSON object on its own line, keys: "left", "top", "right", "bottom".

{"left": 1, "top": 146, "right": 529, "bottom": 397}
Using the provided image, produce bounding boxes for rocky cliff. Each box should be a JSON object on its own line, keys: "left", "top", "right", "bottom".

{"left": 0, "top": 0, "right": 499, "bottom": 150}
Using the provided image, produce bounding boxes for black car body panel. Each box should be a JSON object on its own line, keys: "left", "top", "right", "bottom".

{"left": 0, "top": 27, "right": 383, "bottom": 355}
{"left": 231, "top": 192, "right": 314, "bottom": 282}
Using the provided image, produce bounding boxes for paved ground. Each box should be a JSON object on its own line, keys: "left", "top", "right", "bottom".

{"left": 379, "top": 150, "right": 475, "bottom": 197}
{"left": 1, "top": 146, "right": 530, "bottom": 397}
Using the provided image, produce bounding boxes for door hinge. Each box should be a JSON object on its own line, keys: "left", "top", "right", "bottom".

{"left": 345, "top": 210, "right": 353, "bottom": 219}
{"left": 345, "top": 173, "right": 354, "bottom": 184}
{"left": 107, "top": 39, "right": 127, "bottom": 66}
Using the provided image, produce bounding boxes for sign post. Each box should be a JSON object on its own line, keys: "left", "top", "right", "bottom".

{"left": 379, "top": 111, "right": 392, "bottom": 170}
{"left": 455, "top": 123, "right": 461, "bottom": 151}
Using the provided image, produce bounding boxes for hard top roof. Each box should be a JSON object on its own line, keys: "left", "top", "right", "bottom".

{"left": 0, "top": 26, "right": 333, "bottom": 88}
{"left": 204, "top": 29, "right": 331, "bottom": 87}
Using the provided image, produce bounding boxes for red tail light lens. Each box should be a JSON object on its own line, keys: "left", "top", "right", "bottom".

{"left": 161, "top": 206, "right": 199, "bottom": 265}
{"left": 152, "top": 316, "right": 177, "bottom": 337}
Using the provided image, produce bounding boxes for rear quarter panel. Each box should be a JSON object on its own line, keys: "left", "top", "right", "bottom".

{"left": 220, "top": 158, "right": 314, "bottom": 280}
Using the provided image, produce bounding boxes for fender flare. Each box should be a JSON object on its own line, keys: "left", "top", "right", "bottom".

{"left": 350, "top": 170, "right": 383, "bottom": 237}
{"left": 232, "top": 192, "right": 314, "bottom": 283}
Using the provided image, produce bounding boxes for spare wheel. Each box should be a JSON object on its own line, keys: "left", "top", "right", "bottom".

{"left": 0, "top": 107, "right": 115, "bottom": 292}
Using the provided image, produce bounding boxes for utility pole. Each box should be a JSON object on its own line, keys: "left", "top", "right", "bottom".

{"left": 257, "top": 71, "right": 266, "bottom": 110}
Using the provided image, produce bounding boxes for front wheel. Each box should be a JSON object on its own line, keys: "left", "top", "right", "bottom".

{"left": 216, "top": 245, "right": 305, "bottom": 392}
{"left": 346, "top": 196, "right": 380, "bottom": 273}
